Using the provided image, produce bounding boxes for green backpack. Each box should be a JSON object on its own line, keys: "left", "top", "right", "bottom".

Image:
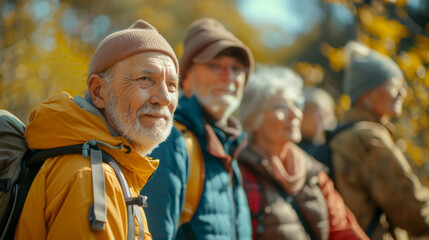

{"left": 0, "top": 110, "right": 146, "bottom": 240}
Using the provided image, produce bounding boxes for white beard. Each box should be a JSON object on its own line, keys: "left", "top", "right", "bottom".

{"left": 196, "top": 82, "right": 241, "bottom": 119}
{"left": 107, "top": 91, "right": 173, "bottom": 155}
{"left": 198, "top": 94, "right": 240, "bottom": 118}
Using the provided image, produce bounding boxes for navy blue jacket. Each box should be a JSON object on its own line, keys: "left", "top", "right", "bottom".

{"left": 141, "top": 96, "right": 252, "bottom": 240}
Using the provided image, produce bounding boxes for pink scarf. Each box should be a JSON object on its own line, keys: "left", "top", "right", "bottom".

{"left": 251, "top": 142, "right": 307, "bottom": 195}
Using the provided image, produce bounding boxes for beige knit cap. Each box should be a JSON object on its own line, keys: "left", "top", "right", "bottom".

{"left": 180, "top": 18, "right": 254, "bottom": 83}
{"left": 87, "top": 20, "right": 178, "bottom": 81}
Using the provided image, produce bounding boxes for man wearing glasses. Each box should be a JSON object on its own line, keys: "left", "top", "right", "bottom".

{"left": 141, "top": 18, "right": 254, "bottom": 240}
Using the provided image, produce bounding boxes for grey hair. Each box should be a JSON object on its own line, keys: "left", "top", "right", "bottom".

{"left": 97, "top": 67, "right": 115, "bottom": 83}
{"left": 238, "top": 65, "right": 303, "bottom": 136}
{"left": 84, "top": 66, "right": 116, "bottom": 103}
{"left": 303, "top": 87, "right": 337, "bottom": 130}
{"left": 303, "top": 87, "right": 335, "bottom": 111}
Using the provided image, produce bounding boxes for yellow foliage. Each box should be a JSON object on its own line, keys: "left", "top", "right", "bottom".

{"left": 415, "top": 35, "right": 429, "bottom": 48}
{"left": 5, "top": 30, "right": 17, "bottom": 46}
{"left": 422, "top": 129, "right": 429, "bottom": 148}
{"left": 422, "top": 68, "right": 429, "bottom": 87}
{"left": 338, "top": 94, "right": 351, "bottom": 111}
{"left": 358, "top": 6, "right": 408, "bottom": 43}
{"left": 2, "top": 10, "right": 16, "bottom": 28}
{"left": 320, "top": 43, "right": 347, "bottom": 72}
{"left": 408, "top": 144, "right": 424, "bottom": 167}
{"left": 323, "top": 0, "right": 349, "bottom": 3}
{"left": 0, "top": 0, "right": 91, "bottom": 121}
{"left": 135, "top": 6, "right": 155, "bottom": 20}
{"left": 397, "top": 51, "right": 424, "bottom": 79}
{"left": 414, "top": 84, "right": 428, "bottom": 105}
{"left": 174, "top": 42, "right": 184, "bottom": 60}
{"left": 291, "top": 61, "right": 325, "bottom": 87}
{"left": 158, "top": 0, "right": 175, "bottom": 6}
{"left": 382, "top": 0, "right": 407, "bottom": 7}
{"left": 420, "top": 114, "right": 429, "bottom": 129}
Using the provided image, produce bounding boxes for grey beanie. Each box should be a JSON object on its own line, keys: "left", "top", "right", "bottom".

{"left": 344, "top": 42, "right": 403, "bottom": 105}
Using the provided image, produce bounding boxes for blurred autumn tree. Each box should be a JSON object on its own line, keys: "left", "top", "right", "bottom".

{"left": 1, "top": 0, "right": 92, "bottom": 122}
{"left": 297, "top": 0, "right": 429, "bottom": 183}
{"left": 0, "top": 0, "right": 273, "bottom": 123}
{"left": 351, "top": 0, "right": 429, "bottom": 180}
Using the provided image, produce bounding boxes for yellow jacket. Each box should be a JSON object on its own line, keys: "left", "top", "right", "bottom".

{"left": 15, "top": 92, "right": 159, "bottom": 240}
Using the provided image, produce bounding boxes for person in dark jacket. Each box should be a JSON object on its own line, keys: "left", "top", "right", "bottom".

{"left": 141, "top": 18, "right": 253, "bottom": 240}
{"left": 299, "top": 87, "right": 337, "bottom": 153}
{"left": 237, "top": 65, "right": 369, "bottom": 240}
{"left": 329, "top": 41, "right": 429, "bottom": 239}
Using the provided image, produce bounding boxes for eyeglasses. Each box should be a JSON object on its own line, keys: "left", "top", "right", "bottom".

{"left": 264, "top": 99, "right": 304, "bottom": 121}
{"left": 266, "top": 97, "right": 304, "bottom": 111}
{"left": 384, "top": 78, "right": 407, "bottom": 97}
{"left": 203, "top": 62, "right": 248, "bottom": 78}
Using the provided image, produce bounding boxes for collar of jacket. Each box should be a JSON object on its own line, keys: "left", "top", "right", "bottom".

{"left": 237, "top": 143, "right": 327, "bottom": 197}
{"left": 174, "top": 96, "right": 206, "bottom": 138}
{"left": 175, "top": 95, "right": 246, "bottom": 173}
{"left": 25, "top": 92, "right": 159, "bottom": 189}
{"left": 343, "top": 106, "right": 396, "bottom": 135}
{"left": 201, "top": 108, "right": 242, "bottom": 138}
{"left": 174, "top": 95, "right": 243, "bottom": 139}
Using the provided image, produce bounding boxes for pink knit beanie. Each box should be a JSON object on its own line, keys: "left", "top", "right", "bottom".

{"left": 87, "top": 20, "right": 178, "bottom": 81}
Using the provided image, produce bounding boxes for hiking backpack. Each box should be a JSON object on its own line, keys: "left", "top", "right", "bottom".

{"left": 173, "top": 122, "right": 205, "bottom": 227}
{"left": 174, "top": 121, "right": 245, "bottom": 236}
{"left": 0, "top": 110, "right": 146, "bottom": 240}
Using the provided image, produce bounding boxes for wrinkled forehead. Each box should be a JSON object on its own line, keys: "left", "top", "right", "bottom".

{"left": 115, "top": 52, "right": 178, "bottom": 75}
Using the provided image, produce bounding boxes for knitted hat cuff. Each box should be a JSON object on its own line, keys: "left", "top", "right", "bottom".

{"left": 87, "top": 20, "right": 178, "bottom": 81}
{"left": 344, "top": 42, "right": 403, "bottom": 105}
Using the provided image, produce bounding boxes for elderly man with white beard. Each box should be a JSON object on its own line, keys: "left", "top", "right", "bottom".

{"left": 141, "top": 18, "right": 254, "bottom": 240}
{"left": 14, "top": 20, "right": 179, "bottom": 240}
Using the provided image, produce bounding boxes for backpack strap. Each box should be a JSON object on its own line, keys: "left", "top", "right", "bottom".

{"left": 174, "top": 122, "right": 205, "bottom": 227}
{"left": 5, "top": 144, "right": 142, "bottom": 240}
{"left": 87, "top": 146, "right": 108, "bottom": 231}
{"left": 83, "top": 140, "right": 145, "bottom": 240}
{"left": 102, "top": 151, "right": 147, "bottom": 240}
{"left": 365, "top": 207, "right": 382, "bottom": 237}
{"left": 325, "top": 121, "right": 359, "bottom": 146}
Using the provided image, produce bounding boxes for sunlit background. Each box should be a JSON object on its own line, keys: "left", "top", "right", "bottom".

{"left": 2, "top": 0, "right": 429, "bottom": 184}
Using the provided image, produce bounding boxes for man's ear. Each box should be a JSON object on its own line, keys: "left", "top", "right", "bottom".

{"left": 356, "top": 91, "right": 374, "bottom": 109}
{"left": 88, "top": 74, "right": 108, "bottom": 109}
